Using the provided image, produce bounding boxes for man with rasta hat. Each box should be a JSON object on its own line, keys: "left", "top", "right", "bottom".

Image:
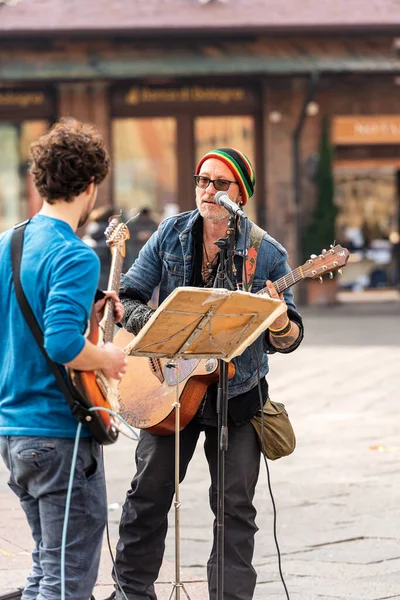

{"left": 109, "top": 148, "right": 304, "bottom": 600}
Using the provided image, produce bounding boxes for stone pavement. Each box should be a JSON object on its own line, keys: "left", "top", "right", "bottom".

{"left": 1, "top": 298, "right": 400, "bottom": 600}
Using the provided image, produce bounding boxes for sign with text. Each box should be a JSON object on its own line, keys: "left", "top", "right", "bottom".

{"left": 112, "top": 85, "right": 258, "bottom": 114}
{"left": 0, "top": 88, "right": 56, "bottom": 118}
{"left": 332, "top": 116, "right": 400, "bottom": 145}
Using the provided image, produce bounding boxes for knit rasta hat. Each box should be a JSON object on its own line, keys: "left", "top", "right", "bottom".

{"left": 195, "top": 147, "right": 256, "bottom": 206}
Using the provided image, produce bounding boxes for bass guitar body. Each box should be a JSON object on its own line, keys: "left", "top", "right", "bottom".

{"left": 68, "top": 367, "right": 120, "bottom": 444}
{"left": 114, "top": 328, "right": 235, "bottom": 435}
{"left": 68, "top": 311, "right": 120, "bottom": 445}
{"left": 67, "top": 216, "right": 131, "bottom": 445}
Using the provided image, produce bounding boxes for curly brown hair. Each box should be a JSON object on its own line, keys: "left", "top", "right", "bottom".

{"left": 30, "top": 118, "right": 110, "bottom": 204}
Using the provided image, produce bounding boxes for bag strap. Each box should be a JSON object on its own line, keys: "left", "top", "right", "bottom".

{"left": 242, "top": 222, "right": 265, "bottom": 292}
{"left": 10, "top": 221, "right": 90, "bottom": 422}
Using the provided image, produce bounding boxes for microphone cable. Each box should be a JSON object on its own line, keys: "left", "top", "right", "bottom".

{"left": 254, "top": 351, "right": 291, "bottom": 600}
{"left": 60, "top": 407, "right": 139, "bottom": 600}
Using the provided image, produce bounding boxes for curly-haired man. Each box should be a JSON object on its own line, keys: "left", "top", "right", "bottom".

{"left": 0, "top": 119, "right": 127, "bottom": 600}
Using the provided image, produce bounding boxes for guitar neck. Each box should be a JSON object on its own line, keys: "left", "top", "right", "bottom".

{"left": 257, "top": 266, "right": 304, "bottom": 297}
{"left": 102, "top": 247, "right": 124, "bottom": 344}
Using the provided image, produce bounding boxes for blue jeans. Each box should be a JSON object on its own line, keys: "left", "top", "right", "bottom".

{"left": 0, "top": 436, "right": 107, "bottom": 600}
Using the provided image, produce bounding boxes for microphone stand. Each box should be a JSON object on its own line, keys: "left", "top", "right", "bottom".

{"left": 213, "top": 214, "right": 237, "bottom": 600}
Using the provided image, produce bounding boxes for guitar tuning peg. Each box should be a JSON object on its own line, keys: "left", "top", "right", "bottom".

{"left": 338, "top": 269, "right": 343, "bottom": 275}
{"left": 329, "top": 272, "right": 334, "bottom": 279}
{"left": 330, "top": 244, "right": 334, "bottom": 249}
{"left": 318, "top": 276, "right": 323, "bottom": 284}
{"left": 310, "top": 254, "right": 317, "bottom": 259}
{"left": 322, "top": 249, "right": 326, "bottom": 254}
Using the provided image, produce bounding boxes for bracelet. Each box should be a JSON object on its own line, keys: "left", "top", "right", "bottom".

{"left": 271, "top": 322, "right": 293, "bottom": 337}
{"left": 269, "top": 317, "right": 290, "bottom": 334}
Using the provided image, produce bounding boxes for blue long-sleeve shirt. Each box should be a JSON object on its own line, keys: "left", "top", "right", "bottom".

{"left": 0, "top": 215, "right": 100, "bottom": 438}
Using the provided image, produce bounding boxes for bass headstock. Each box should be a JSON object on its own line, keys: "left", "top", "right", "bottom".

{"left": 301, "top": 244, "right": 350, "bottom": 282}
{"left": 104, "top": 215, "right": 130, "bottom": 257}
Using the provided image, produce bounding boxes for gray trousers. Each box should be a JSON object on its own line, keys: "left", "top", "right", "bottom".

{"left": 113, "top": 418, "right": 261, "bottom": 600}
{"left": 0, "top": 436, "right": 106, "bottom": 600}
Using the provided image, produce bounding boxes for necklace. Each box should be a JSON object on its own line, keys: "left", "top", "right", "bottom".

{"left": 203, "top": 242, "right": 218, "bottom": 274}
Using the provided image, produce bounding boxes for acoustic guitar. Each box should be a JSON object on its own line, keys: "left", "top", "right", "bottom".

{"left": 68, "top": 217, "right": 130, "bottom": 444}
{"left": 115, "top": 244, "right": 349, "bottom": 436}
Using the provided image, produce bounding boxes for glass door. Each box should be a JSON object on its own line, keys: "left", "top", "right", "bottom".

{"left": 112, "top": 118, "right": 177, "bottom": 223}
{"left": 0, "top": 120, "right": 48, "bottom": 232}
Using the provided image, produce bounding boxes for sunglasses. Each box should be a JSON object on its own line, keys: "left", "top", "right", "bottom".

{"left": 194, "top": 175, "right": 238, "bottom": 192}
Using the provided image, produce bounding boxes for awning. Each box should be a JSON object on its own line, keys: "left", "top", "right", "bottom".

{"left": 1, "top": 39, "right": 399, "bottom": 81}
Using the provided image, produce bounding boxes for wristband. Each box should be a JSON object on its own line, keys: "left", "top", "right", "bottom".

{"left": 269, "top": 317, "right": 290, "bottom": 334}
{"left": 270, "top": 321, "right": 292, "bottom": 337}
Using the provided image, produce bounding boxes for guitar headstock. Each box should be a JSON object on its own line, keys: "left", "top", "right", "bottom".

{"left": 301, "top": 244, "right": 350, "bottom": 282}
{"left": 104, "top": 216, "right": 130, "bottom": 257}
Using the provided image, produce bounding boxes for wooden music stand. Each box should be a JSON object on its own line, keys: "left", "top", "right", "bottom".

{"left": 121, "top": 286, "right": 285, "bottom": 600}
{"left": 124, "top": 286, "right": 285, "bottom": 361}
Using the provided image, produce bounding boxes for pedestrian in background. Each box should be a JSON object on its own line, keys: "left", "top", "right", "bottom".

{"left": 125, "top": 207, "right": 158, "bottom": 268}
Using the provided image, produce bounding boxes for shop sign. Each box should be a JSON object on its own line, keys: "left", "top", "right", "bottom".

{"left": 125, "top": 86, "right": 248, "bottom": 105}
{"left": 332, "top": 116, "right": 400, "bottom": 145}
{"left": 0, "top": 89, "right": 55, "bottom": 118}
{"left": 112, "top": 85, "right": 257, "bottom": 113}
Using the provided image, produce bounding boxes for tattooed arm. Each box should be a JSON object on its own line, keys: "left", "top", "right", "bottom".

{"left": 264, "top": 280, "right": 302, "bottom": 353}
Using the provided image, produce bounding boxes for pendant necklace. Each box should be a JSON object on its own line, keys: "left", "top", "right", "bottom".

{"left": 203, "top": 243, "right": 217, "bottom": 274}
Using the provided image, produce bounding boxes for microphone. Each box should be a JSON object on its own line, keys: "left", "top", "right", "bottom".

{"left": 214, "top": 191, "right": 247, "bottom": 219}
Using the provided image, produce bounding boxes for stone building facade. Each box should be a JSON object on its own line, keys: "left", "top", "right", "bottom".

{"left": 1, "top": 0, "right": 400, "bottom": 275}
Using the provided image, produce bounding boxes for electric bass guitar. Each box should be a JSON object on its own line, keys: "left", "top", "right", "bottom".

{"left": 115, "top": 244, "right": 349, "bottom": 436}
{"left": 68, "top": 217, "right": 130, "bottom": 444}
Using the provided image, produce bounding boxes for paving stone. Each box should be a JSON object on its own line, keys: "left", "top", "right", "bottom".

{"left": 1, "top": 302, "right": 400, "bottom": 599}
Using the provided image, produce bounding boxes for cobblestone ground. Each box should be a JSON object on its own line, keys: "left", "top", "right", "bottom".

{"left": 1, "top": 299, "right": 400, "bottom": 600}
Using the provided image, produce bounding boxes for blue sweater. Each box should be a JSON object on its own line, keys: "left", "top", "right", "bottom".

{"left": 0, "top": 215, "right": 100, "bottom": 438}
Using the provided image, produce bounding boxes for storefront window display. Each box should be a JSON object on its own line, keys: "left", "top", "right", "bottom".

{"left": 335, "top": 166, "right": 400, "bottom": 290}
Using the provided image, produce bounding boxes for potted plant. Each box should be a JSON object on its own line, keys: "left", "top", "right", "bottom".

{"left": 303, "top": 116, "right": 339, "bottom": 305}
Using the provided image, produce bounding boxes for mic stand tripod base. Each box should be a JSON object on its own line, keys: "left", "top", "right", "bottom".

{"left": 166, "top": 360, "right": 192, "bottom": 600}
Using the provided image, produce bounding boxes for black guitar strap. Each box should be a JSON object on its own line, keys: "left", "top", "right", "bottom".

{"left": 10, "top": 220, "right": 91, "bottom": 424}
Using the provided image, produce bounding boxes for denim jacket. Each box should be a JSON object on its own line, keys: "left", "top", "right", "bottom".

{"left": 120, "top": 209, "right": 303, "bottom": 399}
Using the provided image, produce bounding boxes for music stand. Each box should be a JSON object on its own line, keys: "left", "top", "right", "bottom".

{"left": 123, "top": 286, "right": 285, "bottom": 599}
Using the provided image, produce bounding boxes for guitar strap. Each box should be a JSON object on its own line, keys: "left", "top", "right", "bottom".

{"left": 241, "top": 222, "right": 265, "bottom": 292}
{"left": 10, "top": 220, "right": 91, "bottom": 424}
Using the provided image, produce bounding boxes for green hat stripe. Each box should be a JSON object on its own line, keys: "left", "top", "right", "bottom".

{"left": 212, "top": 150, "right": 253, "bottom": 197}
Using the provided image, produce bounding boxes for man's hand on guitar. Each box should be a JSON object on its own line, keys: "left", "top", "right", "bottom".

{"left": 95, "top": 290, "right": 124, "bottom": 324}
{"left": 101, "top": 342, "right": 128, "bottom": 380}
{"left": 265, "top": 280, "right": 288, "bottom": 330}
{"left": 264, "top": 280, "right": 300, "bottom": 350}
